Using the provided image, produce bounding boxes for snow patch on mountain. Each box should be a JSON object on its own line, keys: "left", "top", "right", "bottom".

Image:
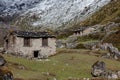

{"left": 0, "top": 0, "right": 42, "bottom": 17}
{"left": 0, "top": 0, "right": 111, "bottom": 29}
{"left": 25, "top": 0, "right": 111, "bottom": 29}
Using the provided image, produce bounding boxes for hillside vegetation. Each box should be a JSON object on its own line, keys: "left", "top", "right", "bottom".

{"left": 80, "top": 0, "right": 120, "bottom": 26}
{"left": 58, "top": 0, "right": 120, "bottom": 39}
{"left": 61, "top": 0, "right": 120, "bottom": 50}
{"left": 103, "top": 27, "right": 120, "bottom": 50}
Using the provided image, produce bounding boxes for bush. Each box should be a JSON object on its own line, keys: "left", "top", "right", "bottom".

{"left": 77, "top": 32, "right": 105, "bottom": 42}
{"left": 75, "top": 43, "right": 85, "bottom": 49}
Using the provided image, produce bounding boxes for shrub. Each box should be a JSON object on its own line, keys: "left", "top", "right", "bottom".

{"left": 75, "top": 43, "right": 85, "bottom": 49}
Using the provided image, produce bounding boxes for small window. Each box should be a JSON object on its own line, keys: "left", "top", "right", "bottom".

{"left": 24, "top": 37, "right": 30, "bottom": 47}
{"left": 42, "top": 38, "right": 48, "bottom": 46}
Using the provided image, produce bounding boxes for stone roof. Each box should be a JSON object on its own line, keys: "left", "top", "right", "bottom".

{"left": 11, "top": 30, "right": 56, "bottom": 38}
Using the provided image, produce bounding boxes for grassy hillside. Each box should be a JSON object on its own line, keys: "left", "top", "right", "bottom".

{"left": 103, "top": 27, "right": 120, "bottom": 50}
{"left": 60, "top": 0, "right": 120, "bottom": 50}
{"left": 80, "top": 0, "right": 120, "bottom": 26}
{"left": 1, "top": 49, "right": 120, "bottom": 80}
{"left": 78, "top": 0, "right": 120, "bottom": 50}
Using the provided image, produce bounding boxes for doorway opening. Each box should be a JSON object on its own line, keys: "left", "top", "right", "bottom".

{"left": 6, "top": 39, "right": 9, "bottom": 49}
{"left": 33, "top": 51, "right": 39, "bottom": 58}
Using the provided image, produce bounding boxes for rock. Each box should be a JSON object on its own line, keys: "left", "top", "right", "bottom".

{"left": 91, "top": 61, "right": 119, "bottom": 79}
{"left": 104, "top": 71, "right": 118, "bottom": 79}
{"left": 66, "top": 43, "right": 78, "bottom": 49}
{"left": 0, "top": 55, "right": 6, "bottom": 66}
{"left": 1, "top": 72, "right": 14, "bottom": 80}
{"left": 84, "top": 42, "right": 98, "bottom": 50}
{"left": 17, "top": 66, "right": 25, "bottom": 70}
{"left": 65, "top": 36, "right": 78, "bottom": 49}
{"left": 66, "top": 36, "right": 78, "bottom": 43}
{"left": 91, "top": 61, "right": 106, "bottom": 77}
{"left": 100, "top": 43, "right": 120, "bottom": 60}
{"left": 108, "top": 46, "right": 120, "bottom": 59}
{"left": 56, "top": 40, "right": 66, "bottom": 48}
{"left": 0, "top": 66, "right": 14, "bottom": 80}
{"left": 99, "top": 43, "right": 110, "bottom": 50}
{"left": 53, "top": 77, "right": 57, "bottom": 80}
{"left": 38, "top": 55, "right": 48, "bottom": 59}
{"left": 117, "top": 71, "right": 120, "bottom": 78}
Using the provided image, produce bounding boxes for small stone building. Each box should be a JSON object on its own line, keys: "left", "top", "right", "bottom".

{"left": 73, "top": 27, "right": 86, "bottom": 36}
{"left": 4, "top": 30, "right": 56, "bottom": 58}
{"left": 73, "top": 27, "right": 95, "bottom": 36}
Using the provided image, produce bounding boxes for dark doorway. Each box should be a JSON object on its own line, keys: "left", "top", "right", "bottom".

{"left": 6, "top": 39, "right": 9, "bottom": 49}
{"left": 33, "top": 51, "right": 39, "bottom": 58}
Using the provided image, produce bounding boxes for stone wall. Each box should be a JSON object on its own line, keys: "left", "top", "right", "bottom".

{"left": 5, "top": 35, "right": 56, "bottom": 58}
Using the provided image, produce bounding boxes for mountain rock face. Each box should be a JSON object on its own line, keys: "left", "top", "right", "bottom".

{"left": 0, "top": 0, "right": 42, "bottom": 16}
{"left": 0, "top": 0, "right": 111, "bottom": 30}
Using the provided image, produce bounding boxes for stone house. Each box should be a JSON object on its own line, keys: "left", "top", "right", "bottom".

{"left": 4, "top": 30, "right": 56, "bottom": 58}
{"left": 73, "top": 27, "right": 95, "bottom": 36}
{"left": 73, "top": 27, "right": 86, "bottom": 36}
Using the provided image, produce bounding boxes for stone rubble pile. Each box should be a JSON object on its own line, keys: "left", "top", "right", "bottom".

{"left": 92, "top": 61, "right": 120, "bottom": 79}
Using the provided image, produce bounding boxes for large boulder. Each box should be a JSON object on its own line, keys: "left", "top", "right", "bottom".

{"left": 91, "top": 61, "right": 106, "bottom": 77}
{"left": 100, "top": 43, "right": 120, "bottom": 60}
{"left": 56, "top": 40, "right": 66, "bottom": 48}
{"left": 65, "top": 36, "right": 78, "bottom": 49}
{"left": 56, "top": 36, "right": 79, "bottom": 49}
{"left": 84, "top": 42, "right": 98, "bottom": 50}
{"left": 104, "top": 71, "right": 118, "bottom": 79}
{"left": 107, "top": 45, "right": 120, "bottom": 59}
{"left": 91, "top": 61, "right": 119, "bottom": 79}
{"left": 99, "top": 43, "right": 110, "bottom": 50}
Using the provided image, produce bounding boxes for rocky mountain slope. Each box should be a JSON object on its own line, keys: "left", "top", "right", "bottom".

{"left": 80, "top": 0, "right": 120, "bottom": 27}
{"left": 78, "top": 0, "right": 120, "bottom": 50}
{"left": 0, "top": 0, "right": 110, "bottom": 30}
{"left": 57, "top": 0, "right": 120, "bottom": 51}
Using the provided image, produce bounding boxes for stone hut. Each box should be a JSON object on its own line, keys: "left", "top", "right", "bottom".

{"left": 73, "top": 27, "right": 95, "bottom": 36}
{"left": 73, "top": 27, "right": 86, "bottom": 36}
{"left": 4, "top": 30, "right": 56, "bottom": 58}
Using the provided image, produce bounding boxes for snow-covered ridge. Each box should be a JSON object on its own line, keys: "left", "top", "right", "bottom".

{"left": 0, "top": 0, "right": 42, "bottom": 16}
{"left": 0, "top": 0, "right": 111, "bottom": 29}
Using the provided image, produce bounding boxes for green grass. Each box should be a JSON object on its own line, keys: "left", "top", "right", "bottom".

{"left": 2, "top": 49, "right": 120, "bottom": 80}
